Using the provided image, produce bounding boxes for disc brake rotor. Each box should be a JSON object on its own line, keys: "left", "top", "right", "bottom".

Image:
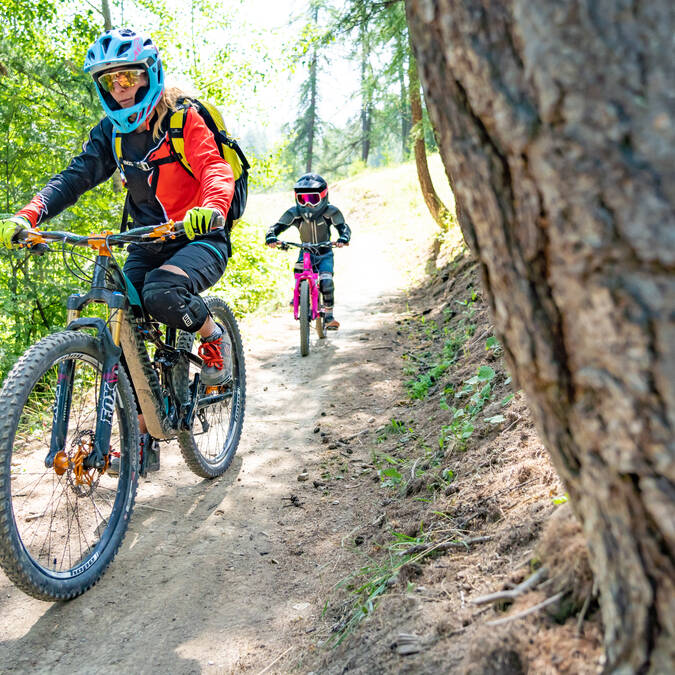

{"left": 53, "top": 430, "right": 103, "bottom": 497}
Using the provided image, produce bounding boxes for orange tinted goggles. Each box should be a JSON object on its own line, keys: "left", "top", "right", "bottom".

{"left": 97, "top": 69, "right": 145, "bottom": 92}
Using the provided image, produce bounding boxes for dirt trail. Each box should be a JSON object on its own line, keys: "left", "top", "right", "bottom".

{"left": 0, "top": 214, "right": 430, "bottom": 673}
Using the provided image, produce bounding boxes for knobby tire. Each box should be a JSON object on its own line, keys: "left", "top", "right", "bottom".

{"left": 300, "top": 280, "right": 310, "bottom": 357}
{"left": 175, "top": 297, "right": 246, "bottom": 479}
{"left": 0, "top": 332, "right": 139, "bottom": 600}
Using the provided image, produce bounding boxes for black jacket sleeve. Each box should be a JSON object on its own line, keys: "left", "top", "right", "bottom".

{"left": 265, "top": 207, "right": 299, "bottom": 243}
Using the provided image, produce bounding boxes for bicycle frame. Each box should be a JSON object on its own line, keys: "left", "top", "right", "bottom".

{"left": 277, "top": 241, "right": 333, "bottom": 322}
{"left": 19, "top": 223, "right": 217, "bottom": 472}
{"left": 293, "top": 250, "right": 322, "bottom": 321}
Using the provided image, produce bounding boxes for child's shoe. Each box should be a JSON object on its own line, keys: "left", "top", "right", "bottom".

{"left": 324, "top": 314, "right": 340, "bottom": 330}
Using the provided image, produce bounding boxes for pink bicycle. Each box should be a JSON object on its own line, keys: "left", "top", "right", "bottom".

{"left": 278, "top": 240, "right": 334, "bottom": 356}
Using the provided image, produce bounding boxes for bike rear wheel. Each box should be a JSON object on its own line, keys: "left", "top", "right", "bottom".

{"left": 300, "top": 280, "right": 310, "bottom": 357}
{"left": 0, "top": 332, "right": 139, "bottom": 600}
{"left": 175, "top": 297, "right": 246, "bottom": 478}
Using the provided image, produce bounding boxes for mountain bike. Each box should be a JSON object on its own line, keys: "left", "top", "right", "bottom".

{"left": 0, "top": 221, "right": 245, "bottom": 601}
{"left": 277, "top": 241, "right": 336, "bottom": 357}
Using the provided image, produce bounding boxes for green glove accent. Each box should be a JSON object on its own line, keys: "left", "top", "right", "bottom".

{"left": 0, "top": 216, "right": 30, "bottom": 249}
{"left": 183, "top": 207, "right": 222, "bottom": 240}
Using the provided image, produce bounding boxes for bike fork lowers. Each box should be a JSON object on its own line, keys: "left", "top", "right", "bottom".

{"left": 45, "top": 289, "right": 126, "bottom": 470}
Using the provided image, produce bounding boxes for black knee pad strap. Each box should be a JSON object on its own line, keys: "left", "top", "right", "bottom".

{"left": 142, "top": 269, "right": 209, "bottom": 332}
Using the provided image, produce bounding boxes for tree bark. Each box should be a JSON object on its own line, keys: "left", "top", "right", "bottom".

{"left": 101, "top": 0, "right": 123, "bottom": 194}
{"left": 360, "top": 33, "right": 372, "bottom": 164}
{"left": 397, "top": 37, "right": 411, "bottom": 161}
{"left": 406, "top": 1, "right": 674, "bottom": 672}
{"left": 408, "top": 49, "right": 451, "bottom": 233}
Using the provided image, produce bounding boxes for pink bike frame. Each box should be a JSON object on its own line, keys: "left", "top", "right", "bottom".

{"left": 293, "top": 250, "right": 321, "bottom": 321}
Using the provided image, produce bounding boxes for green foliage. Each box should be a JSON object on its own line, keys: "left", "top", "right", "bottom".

{"left": 406, "top": 332, "right": 464, "bottom": 401}
{"left": 439, "top": 365, "right": 498, "bottom": 451}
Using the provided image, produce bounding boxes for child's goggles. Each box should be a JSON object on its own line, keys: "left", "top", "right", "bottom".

{"left": 296, "top": 189, "right": 327, "bottom": 207}
{"left": 97, "top": 68, "right": 145, "bottom": 93}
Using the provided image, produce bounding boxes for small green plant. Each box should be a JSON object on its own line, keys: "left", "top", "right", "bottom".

{"left": 376, "top": 418, "right": 408, "bottom": 442}
{"left": 552, "top": 493, "right": 569, "bottom": 505}
{"left": 485, "top": 335, "right": 501, "bottom": 353}
{"left": 330, "top": 529, "right": 430, "bottom": 644}
{"left": 373, "top": 453, "right": 405, "bottom": 487}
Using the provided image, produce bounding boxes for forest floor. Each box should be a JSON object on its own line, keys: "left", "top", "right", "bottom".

{"left": 0, "top": 168, "right": 604, "bottom": 673}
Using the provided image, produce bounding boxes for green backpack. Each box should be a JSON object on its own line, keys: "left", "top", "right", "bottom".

{"left": 112, "top": 96, "right": 250, "bottom": 230}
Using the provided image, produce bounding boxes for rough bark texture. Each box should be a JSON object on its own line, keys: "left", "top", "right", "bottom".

{"left": 305, "top": 47, "right": 318, "bottom": 173}
{"left": 406, "top": 1, "right": 674, "bottom": 673}
{"left": 409, "top": 52, "right": 451, "bottom": 232}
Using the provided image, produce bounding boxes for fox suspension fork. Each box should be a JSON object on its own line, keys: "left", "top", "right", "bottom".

{"left": 45, "top": 257, "right": 127, "bottom": 470}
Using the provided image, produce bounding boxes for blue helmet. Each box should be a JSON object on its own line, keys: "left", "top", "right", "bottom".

{"left": 83, "top": 28, "right": 164, "bottom": 133}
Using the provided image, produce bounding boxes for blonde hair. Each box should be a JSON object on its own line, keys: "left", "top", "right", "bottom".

{"left": 152, "top": 86, "right": 191, "bottom": 141}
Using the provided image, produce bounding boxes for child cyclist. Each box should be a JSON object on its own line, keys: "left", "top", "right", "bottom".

{"left": 0, "top": 28, "right": 236, "bottom": 472}
{"left": 266, "top": 173, "right": 351, "bottom": 329}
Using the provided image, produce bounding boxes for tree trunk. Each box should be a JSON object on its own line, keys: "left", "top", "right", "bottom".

{"left": 397, "top": 40, "right": 411, "bottom": 161}
{"left": 408, "top": 49, "right": 451, "bottom": 243}
{"left": 406, "top": 1, "right": 674, "bottom": 672}
{"left": 360, "top": 27, "right": 372, "bottom": 164}
{"left": 101, "top": 0, "right": 123, "bottom": 195}
{"left": 305, "top": 45, "right": 318, "bottom": 173}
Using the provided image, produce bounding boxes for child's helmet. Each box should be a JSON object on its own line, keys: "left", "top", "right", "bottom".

{"left": 294, "top": 173, "right": 328, "bottom": 218}
{"left": 83, "top": 28, "right": 164, "bottom": 133}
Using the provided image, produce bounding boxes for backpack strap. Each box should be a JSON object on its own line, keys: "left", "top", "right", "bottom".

{"left": 167, "top": 107, "right": 195, "bottom": 177}
{"left": 111, "top": 128, "right": 126, "bottom": 183}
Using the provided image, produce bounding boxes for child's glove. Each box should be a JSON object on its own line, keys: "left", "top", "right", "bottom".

{"left": 265, "top": 234, "right": 279, "bottom": 247}
{"left": 0, "top": 216, "right": 30, "bottom": 248}
{"left": 183, "top": 207, "right": 222, "bottom": 240}
{"left": 336, "top": 236, "right": 350, "bottom": 248}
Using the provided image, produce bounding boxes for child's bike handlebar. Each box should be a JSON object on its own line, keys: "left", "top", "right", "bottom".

{"left": 275, "top": 240, "right": 336, "bottom": 252}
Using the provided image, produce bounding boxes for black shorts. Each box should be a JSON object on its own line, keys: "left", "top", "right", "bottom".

{"left": 124, "top": 237, "right": 229, "bottom": 299}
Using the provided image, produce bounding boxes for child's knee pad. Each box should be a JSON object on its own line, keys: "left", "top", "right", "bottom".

{"left": 319, "top": 275, "right": 334, "bottom": 295}
{"left": 319, "top": 273, "right": 334, "bottom": 304}
{"left": 142, "top": 269, "right": 209, "bottom": 332}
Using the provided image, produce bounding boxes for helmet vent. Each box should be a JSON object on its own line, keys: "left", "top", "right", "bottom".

{"left": 100, "top": 37, "right": 111, "bottom": 52}
{"left": 116, "top": 41, "right": 131, "bottom": 57}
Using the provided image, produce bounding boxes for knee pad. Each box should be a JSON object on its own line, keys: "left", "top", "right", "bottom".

{"left": 319, "top": 275, "right": 334, "bottom": 295}
{"left": 142, "top": 269, "right": 209, "bottom": 332}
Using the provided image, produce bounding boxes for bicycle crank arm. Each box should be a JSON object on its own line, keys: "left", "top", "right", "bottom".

{"left": 180, "top": 373, "right": 202, "bottom": 430}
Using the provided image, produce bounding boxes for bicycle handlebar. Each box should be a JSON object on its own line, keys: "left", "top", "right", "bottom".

{"left": 275, "top": 240, "right": 335, "bottom": 251}
{"left": 15, "top": 220, "right": 188, "bottom": 252}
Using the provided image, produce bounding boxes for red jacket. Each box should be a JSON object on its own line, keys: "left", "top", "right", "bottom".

{"left": 18, "top": 107, "right": 234, "bottom": 228}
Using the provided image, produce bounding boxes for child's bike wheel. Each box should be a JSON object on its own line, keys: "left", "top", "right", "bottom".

{"left": 0, "top": 332, "right": 139, "bottom": 600}
{"left": 174, "top": 297, "right": 246, "bottom": 479}
{"left": 300, "top": 280, "right": 311, "bottom": 357}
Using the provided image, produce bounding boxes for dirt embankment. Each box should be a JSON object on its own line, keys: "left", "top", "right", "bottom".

{"left": 1, "top": 211, "right": 602, "bottom": 673}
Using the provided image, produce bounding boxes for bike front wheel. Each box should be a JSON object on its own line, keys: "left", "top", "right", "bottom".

{"left": 0, "top": 332, "right": 139, "bottom": 600}
{"left": 175, "top": 297, "right": 246, "bottom": 478}
{"left": 300, "top": 280, "right": 310, "bottom": 356}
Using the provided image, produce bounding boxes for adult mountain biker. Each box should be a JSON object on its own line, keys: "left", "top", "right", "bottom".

{"left": 266, "top": 173, "right": 351, "bottom": 329}
{"left": 0, "top": 27, "right": 236, "bottom": 471}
